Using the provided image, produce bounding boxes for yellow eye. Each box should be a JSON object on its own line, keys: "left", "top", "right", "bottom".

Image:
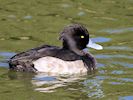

{"left": 80, "top": 35, "right": 84, "bottom": 38}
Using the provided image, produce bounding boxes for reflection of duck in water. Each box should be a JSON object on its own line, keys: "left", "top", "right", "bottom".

{"left": 9, "top": 24, "right": 103, "bottom": 74}
{"left": 32, "top": 72, "right": 104, "bottom": 98}
{"left": 31, "top": 73, "right": 85, "bottom": 93}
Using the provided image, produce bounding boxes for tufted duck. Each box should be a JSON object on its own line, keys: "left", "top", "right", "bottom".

{"left": 9, "top": 24, "right": 103, "bottom": 74}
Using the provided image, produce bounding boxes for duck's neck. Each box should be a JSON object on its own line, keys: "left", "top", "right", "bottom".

{"left": 62, "top": 41, "right": 86, "bottom": 56}
{"left": 62, "top": 41, "right": 70, "bottom": 49}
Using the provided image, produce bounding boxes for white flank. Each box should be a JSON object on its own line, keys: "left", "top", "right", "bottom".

{"left": 33, "top": 56, "right": 87, "bottom": 74}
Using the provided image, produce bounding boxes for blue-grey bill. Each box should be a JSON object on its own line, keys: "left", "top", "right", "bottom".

{"left": 87, "top": 39, "right": 103, "bottom": 50}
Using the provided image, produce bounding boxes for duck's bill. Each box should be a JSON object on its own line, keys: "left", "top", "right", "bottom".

{"left": 87, "top": 39, "right": 103, "bottom": 50}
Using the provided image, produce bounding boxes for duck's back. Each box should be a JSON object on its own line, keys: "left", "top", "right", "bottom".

{"left": 9, "top": 45, "right": 84, "bottom": 73}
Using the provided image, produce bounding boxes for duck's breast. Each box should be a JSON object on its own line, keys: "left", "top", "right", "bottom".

{"left": 33, "top": 56, "right": 87, "bottom": 74}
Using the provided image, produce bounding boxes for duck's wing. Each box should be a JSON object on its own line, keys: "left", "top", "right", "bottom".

{"left": 9, "top": 45, "right": 59, "bottom": 72}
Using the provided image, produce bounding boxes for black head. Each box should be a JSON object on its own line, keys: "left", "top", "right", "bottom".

{"left": 59, "top": 24, "right": 89, "bottom": 56}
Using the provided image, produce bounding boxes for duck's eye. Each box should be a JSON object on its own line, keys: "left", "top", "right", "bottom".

{"left": 80, "top": 35, "right": 84, "bottom": 38}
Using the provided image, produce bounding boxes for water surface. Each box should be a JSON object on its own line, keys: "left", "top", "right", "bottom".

{"left": 0, "top": 0, "right": 133, "bottom": 100}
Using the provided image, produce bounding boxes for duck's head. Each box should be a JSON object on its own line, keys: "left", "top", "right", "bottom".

{"left": 59, "top": 24, "right": 103, "bottom": 56}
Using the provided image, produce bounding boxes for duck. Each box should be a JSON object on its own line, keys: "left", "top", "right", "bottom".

{"left": 9, "top": 24, "right": 103, "bottom": 74}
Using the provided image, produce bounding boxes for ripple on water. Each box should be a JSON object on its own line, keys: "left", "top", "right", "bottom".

{"left": 109, "top": 82, "right": 123, "bottom": 85}
{"left": 0, "top": 62, "right": 9, "bottom": 68}
{"left": 111, "top": 70, "right": 124, "bottom": 75}
{"left": 118, "top": 78, "right": 133, "bottom": 82}
{"left": 0, "top": 52, "right": 16, "bottom": 58}
{"left": 61, "top": 4, "right": 71, "bottom": 8}
{"left": 96, "top": 76, "right": 133, "bottom": 83}
{"left": 77, "top": 11, "right": 86, "bottom": 16}
{"left": 33, "top": 76, "right": 57, "bottom": 81}
{"left": 83, "top": 78, "right": 104, "bottom": 98}
{"left": 98, "top": 70, "right": 106, "bottom": 74}
{"left": 10, "top": 36, "right": 32, "bottom": 40}
{"left": 119, "top": 96, "right": 133, "bottom": 100}
{"left": 32, "top": 73, "right": 85, "bottom": 93}
{"left": 97, "top": 63, "right": 105, "bottom": 68}
{"left": 8, "top": 15, "right": 16, "bottom": 19}
{"left": 91, "top": 37, "right": 111, "bottom": 43}
{"left": 113, "top": 62, "right": 133, "bottom": 68}
{"left": 105, "top": 46, "right": 132, "bottom": 51}
{"left": 99, "top": 27, "right": 133, "bottom": 34}
{"left": 95, "top": 76, "right": 108, "bottom": 80}
{"left": 0, "top": 52, "right": 15, "bottom": 68}
{"left": 23, "top": 15, "right": 32, "bottom": 20}
{"left": 96, "top": 54, "right": 133, "bottom": 59}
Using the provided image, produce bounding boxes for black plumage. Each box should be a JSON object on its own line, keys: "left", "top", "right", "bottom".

{"left": 9, "top": 24, "right": 96, "bottom": 73}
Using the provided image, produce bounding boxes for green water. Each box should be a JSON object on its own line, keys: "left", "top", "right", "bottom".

{"left": 0, "top": 0, "right": 133, "bottom": 100}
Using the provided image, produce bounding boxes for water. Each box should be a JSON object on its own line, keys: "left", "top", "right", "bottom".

{"left": 0, "top": 0, "right": 133, "bottom": 100}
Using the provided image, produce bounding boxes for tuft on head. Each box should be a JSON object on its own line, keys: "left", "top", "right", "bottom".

{"left": 59, "top": 24, "right": 90, "bottom": 56}
{"left": 59, "top": 24, "right": 89, "bottom": 40}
